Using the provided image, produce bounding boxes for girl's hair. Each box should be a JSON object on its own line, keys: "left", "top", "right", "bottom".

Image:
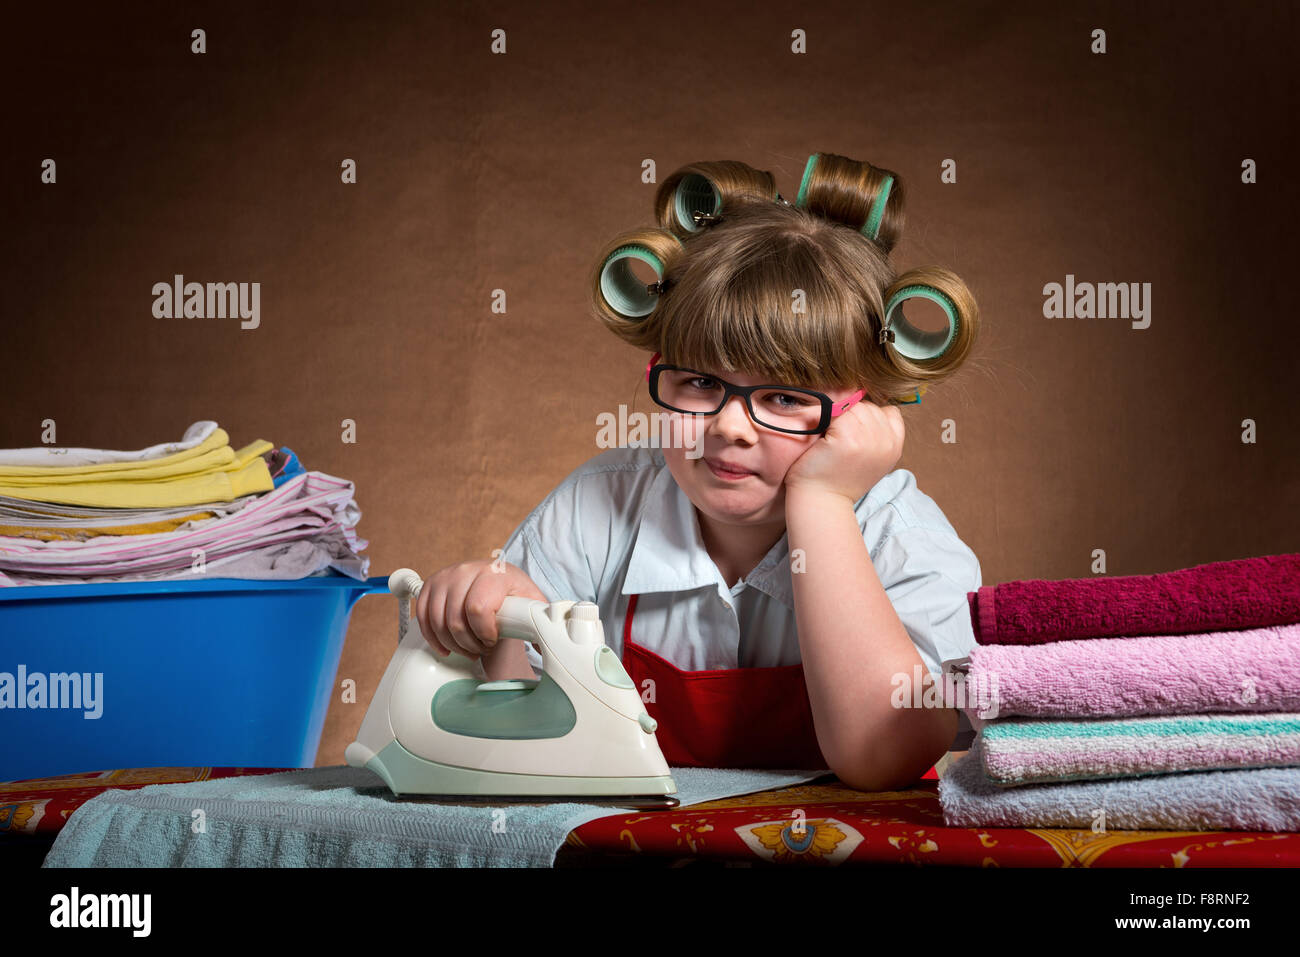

{"left": 588, "top": 153, "right": 978, "bottom": 405}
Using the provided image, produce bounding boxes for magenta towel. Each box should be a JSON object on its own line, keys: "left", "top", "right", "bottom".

{"left": 964, "top": 623, "right": 1300, "bottom": 719}
{"left": 967, "top": 552, "right": 1300, "bottom": 645}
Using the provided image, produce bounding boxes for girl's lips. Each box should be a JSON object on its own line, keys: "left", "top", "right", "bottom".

{"left": 705, "top": 458, "right": 756, "bottom": 481}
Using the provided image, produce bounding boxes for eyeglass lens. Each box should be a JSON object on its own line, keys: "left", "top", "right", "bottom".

{"left": 656, "top": 369, "right": 824, "bottom": 432}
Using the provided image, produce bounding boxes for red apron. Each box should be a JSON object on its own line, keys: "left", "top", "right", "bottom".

{"left": 619, "top": 593, "right": 831, "bottom": 769}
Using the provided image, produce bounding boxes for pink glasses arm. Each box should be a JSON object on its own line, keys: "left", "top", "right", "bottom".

{"left": 830, "top": 388, "right": 867, "bottom": 417}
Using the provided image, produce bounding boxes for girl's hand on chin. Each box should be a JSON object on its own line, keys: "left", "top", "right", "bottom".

{"left": 782, "top": 402, "right": 905, "bottom": 505}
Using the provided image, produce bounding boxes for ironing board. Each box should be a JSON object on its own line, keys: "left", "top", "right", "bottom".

{"left": 5, "top": 764, "right": 1300, "bottom": 867}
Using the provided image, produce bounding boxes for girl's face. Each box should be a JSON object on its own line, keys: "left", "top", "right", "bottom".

{"left": 659, "top": 367, "right": 865, "bottom": 527}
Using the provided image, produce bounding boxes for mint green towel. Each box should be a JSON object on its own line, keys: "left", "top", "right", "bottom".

{"left": 42, "top": 765, "right": 831, "bottom": 867}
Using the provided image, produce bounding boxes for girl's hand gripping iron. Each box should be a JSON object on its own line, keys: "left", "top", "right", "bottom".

{"left": 346, "top": 569, "right": 679, "bottom": 804}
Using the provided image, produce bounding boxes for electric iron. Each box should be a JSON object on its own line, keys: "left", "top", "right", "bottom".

{"left": 346, "top": 569, "right": 680, "bottom": 808}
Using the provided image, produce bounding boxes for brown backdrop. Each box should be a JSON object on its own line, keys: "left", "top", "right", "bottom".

{"left": 3, "top": 0, "right": 1296, "bottom": 767}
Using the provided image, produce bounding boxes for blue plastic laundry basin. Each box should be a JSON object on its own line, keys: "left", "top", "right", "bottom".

{"left": 0, "top": 573, "right": 389, "bottom": 782}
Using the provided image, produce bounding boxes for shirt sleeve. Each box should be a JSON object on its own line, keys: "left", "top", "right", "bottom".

{"left": 871, "top": 524, "right": 983, "bottom": 748}
{"left": 497, "top": 475, "right": 600, "bottom": 674}
{"left": 871, "top": 525, "right": 982, "bottom": 677}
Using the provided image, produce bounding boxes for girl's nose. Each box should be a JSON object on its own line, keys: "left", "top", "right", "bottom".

{"left": 709, "top": 394, "right": 758, "bottom": 440}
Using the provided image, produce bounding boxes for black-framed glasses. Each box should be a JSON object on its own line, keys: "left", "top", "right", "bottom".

{"left": 643, "top": 352, "right": 866, "bottom": 435}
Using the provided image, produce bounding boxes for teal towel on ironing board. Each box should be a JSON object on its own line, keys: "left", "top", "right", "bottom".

{"left": 41, "top": 765, "right": 831, "bottom": 868}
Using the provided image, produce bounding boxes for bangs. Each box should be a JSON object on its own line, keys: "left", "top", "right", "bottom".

{"left": 657, "top": 237, "right": 879, "bottom": 390}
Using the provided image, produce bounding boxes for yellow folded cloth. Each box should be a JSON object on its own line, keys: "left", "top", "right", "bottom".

{"left": 0, "top": 427, "right": 233, "bottom": 484}
{"left": 0, "top": 441, "right": 274, "bottom": 508}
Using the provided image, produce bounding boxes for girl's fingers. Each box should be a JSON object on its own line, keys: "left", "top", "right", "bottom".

{"left": 442, "top": 566, "right": 486, "bottom": 659}
{"left": 462, "top": 570, "right": 506, "bottom": 653}
{"left": 417, "top": 571, "right": 455, "bottom": 658}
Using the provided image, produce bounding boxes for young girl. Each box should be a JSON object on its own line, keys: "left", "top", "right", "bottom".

{"left": 416, "top": 152, "right": 982, "bottom": 790}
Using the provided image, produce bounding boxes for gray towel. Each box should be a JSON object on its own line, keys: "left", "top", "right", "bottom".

{"left": 938, "top": 735, "right": 1300, "bottom": 831}
{"left": 42, "top": 764, "right": 831, "bottom": 867}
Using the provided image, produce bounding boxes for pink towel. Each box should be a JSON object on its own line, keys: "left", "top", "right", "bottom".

{"left": 967, "top": 552, "right": 1300, "bottom": 645}
{"left": 965, "top": 623, "right": 1300, "bottom": 719}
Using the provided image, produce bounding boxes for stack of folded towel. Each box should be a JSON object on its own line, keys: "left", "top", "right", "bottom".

{"left": 939, "top": 553, "right": 1300, "bottom": 832}
{"left": 0, "top": 421, "right": 369, "bottom": 586}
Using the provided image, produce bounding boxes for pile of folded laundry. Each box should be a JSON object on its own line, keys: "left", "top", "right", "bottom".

{"left": 939, "top": 552, "right": 1300, "bottom": 832}
{"left": 0, "top": 420, "right": 369, "bottom": 586}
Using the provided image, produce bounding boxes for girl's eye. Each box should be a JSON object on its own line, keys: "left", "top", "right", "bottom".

{"left": 765, "top": 391, "right": 814, "bottom": 409}
{"left": 686, "top": 376, "right": 720, "bottom": 391}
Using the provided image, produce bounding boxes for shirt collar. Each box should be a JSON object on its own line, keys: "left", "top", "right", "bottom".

{"left": 621, "top": 461, "right": 797, "bottom": 609}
